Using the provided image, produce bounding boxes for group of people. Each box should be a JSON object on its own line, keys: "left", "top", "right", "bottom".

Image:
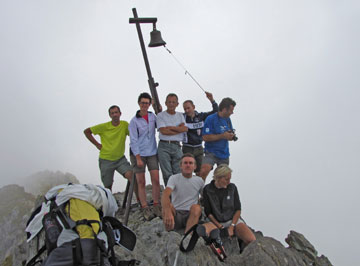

{"left": 84, "top": 91, "right": 255, "bottom": 250}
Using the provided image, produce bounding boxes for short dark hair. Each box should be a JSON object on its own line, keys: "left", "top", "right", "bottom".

{"left": 166, "top": 93, "right": 178, "bottom": 102}
{"left": 138, "top": 92, "right": 152, "bottom": 103}
{"left": 219, "top": 97, "right": 236, "bottom": 111}
{"left": 108, "top": 105, "right": 121, "bottom": 114}
{"left": 180, "top": 153, "right": 196, "bottom": 166}
{"left": 183, "top": 100, "right": 194, "bottom": 106}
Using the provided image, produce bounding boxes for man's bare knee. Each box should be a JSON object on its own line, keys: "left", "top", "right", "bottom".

{"left": 190, "top": 204, "right": 202, "bottom": 217}
{"left": 200, "top": 164, "right": 212, "bottom": 180}
{"left": 136, "top": 174, "right": 146, "bottom": 187}
{"left": 124, "top": 171, "right": 133, "bottom": 181}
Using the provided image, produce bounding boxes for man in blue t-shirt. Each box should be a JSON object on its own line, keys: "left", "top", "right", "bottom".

{"left": 199, "top": 97, "right": 237, "bottom": 181}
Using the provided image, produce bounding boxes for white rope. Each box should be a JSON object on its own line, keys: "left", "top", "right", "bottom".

{"left": 164, "top": 46, "right": 206, "bottom": 93}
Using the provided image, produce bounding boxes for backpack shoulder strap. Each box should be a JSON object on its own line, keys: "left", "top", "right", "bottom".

{"left": 179, "top": 224, "right": 200, "bottom": 252}
{"left": 25, "top": 245, "right": 46, "bottom": 266}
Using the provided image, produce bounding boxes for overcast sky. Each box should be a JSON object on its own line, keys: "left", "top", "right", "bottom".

{"left": 1, "top": 1, "right": 359, "bottom": 265}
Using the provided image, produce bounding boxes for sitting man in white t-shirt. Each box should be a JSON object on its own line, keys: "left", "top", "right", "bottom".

{"left": 161, "top": 153, "right": 204, "bottom": 233}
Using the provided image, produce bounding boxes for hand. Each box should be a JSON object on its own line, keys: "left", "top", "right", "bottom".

{"left": 136, "top": 158, "right": 144, "bottom": 168}
{"left": 96, "top": 143, "right": 102, "bottom": 150}
{"left": 163, "top": 210, "right": 175, "bottom": 231}
{"left": 223, "top": 131, "right": 235, "bottom": 141}
{"left": 205, "top": 91, "right": 214, "bottom": 102}
{"left": 227, "top": 225, "right": 235, "bottom": 237}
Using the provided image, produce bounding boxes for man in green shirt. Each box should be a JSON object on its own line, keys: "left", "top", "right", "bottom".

{"left": 84, "top": 105, "right": 133, "bottom": 191}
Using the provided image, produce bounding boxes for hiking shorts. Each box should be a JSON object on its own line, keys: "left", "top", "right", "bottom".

{"left": 99, "top": 156, "right": 132, "bottom": 188}
{"left": 174, "top": 210, "right": 190, "bottom": 230}
{"left": 182, "top": 146, "right": 204, "bottom": 173}
{"left": 220, "top": 217, "right": 245, "bottom": 228}
{"left": 202, "top": 152, "right": 229, "bottom": 167}
{"left": 130, "top": 154, "right": 159, "bottom": 174}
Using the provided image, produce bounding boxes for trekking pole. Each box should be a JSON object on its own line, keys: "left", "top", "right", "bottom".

{"left": 123, "top": 172, "right": 136, "bottom": 226}
{"left": 122, "top": 181, "right": 130, "bottom": 209}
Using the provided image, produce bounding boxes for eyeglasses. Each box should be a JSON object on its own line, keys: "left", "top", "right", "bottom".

{"left": 139, "top": 102, "right": 150, "bottom": 105}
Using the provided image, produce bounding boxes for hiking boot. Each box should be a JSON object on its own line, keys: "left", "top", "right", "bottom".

{"left": 209, "top": 228, "right": 223, "bottom": 247}
{"left": 152, "top": 204, "right": 162, "bottom": 218}
{"left": 209, "top": 228, "right": 227, "bottom": 261}
{"left": 238, "top": 238, "right": 244, "bottom": 254}
{"left": 141, "top": 206, "right": 155, "bottom": 221}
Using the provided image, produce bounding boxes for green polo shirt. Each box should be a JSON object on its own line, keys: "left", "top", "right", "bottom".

{"left": 91, "top": 121, "right": 129, "bottom": 161}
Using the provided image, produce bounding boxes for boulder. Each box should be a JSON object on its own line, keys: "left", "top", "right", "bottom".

{"left": 111, "top": 189, "right": 333, "bottom": 266}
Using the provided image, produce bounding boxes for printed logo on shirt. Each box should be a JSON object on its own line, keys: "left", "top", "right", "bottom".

{"left": 205, "top": 127, "right": 210, "bottom": 133}
{"left": 185, "top": 121, "right": 204, "bottom": 129}
{"left": 220, "top": 125, "right": 227, "bottom": 132}
{"left": 227, "top": 195, "right": 231, "bottom": 200}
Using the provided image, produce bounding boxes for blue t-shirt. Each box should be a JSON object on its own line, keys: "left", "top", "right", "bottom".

{"left": 202, "top": 113, "right": 233, "bottom": 159}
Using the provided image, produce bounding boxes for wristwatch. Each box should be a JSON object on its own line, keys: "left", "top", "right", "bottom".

{"left": 231, "top": 223, "right": 236, "bottom": 227}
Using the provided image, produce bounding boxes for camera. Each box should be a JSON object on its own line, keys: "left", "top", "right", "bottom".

{"left": 228, "top": 129, "right": 238, "bottom": 141}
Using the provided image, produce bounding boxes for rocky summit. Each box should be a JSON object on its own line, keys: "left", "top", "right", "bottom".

{"left": 0, "top": 183, "right": 333, "bottom": 266}
{"left": 110, "top": 188, "right": 333, "bottom": 266}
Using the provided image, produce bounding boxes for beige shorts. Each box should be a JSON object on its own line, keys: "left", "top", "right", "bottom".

{"left": 130, "top": 154, "right": 159, "bottom": 174}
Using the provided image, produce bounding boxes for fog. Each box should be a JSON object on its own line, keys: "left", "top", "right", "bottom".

{"left": 1, "top": 1, "right": 359, "bottom": 265}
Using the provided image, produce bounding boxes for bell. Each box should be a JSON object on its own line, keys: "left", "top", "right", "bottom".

{"left": 148, "top": 29, "right": 166, "bottom": 47}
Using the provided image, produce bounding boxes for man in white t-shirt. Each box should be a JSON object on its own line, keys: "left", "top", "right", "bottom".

{"left": 161, "top": 153, "right": 204, "bottom": 233}
{"left": 156, "top": 93, "right": 188, "bottom": 185}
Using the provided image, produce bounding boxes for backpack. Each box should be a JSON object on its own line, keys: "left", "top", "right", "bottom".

{"left": 25, "top": 183, "right": 139, "bottom": 266}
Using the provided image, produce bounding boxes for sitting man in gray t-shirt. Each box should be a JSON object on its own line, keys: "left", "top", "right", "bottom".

{"left": 161, "top": 153, "right": 204, "bottom": 233}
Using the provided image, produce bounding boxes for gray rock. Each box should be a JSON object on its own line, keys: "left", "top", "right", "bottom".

{"left": 112, "top": 188, "right": 333, "bottom": 266}
{"left": 0, "top": 184, "right": 333, "bottom": 266}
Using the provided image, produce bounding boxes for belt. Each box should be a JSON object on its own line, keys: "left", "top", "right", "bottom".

{"left": 183, "top": 144, "right": 203, "bottom": 148}
{"left": 160, "top": 140, "right": 180, "bottom": 145}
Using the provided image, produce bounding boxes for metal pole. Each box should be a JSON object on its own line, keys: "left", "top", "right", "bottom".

{"left": 122, "top": 8, "right": 163, "bottom": 225}
{"left": 122, "top": 180, "right": 130, "bottom": 210}
{"left": 130, "top": 8, "right": 161, "bottom": 114}
{"left": 123, "top": 173, "right": 136, "bottom": 226}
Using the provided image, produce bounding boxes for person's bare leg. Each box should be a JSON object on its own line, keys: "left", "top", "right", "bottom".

{"left": 199, "top": 164, "right": 212, "bottom": 181}
{"left": 149, "top": 169, "right": 160, "bottom": 204}
{"left": 203, "top": 222, "right": 218, "bottom": 235}
{"left": 185, "top": 204, "right": 202, "bottom": 233}
{"left": 235, "top": 223, "right": 256, "bottom": 245}
{"left": 135, "top": 172, "right": 147, "bottom": 207}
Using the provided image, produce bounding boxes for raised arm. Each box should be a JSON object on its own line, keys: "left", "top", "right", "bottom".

{"left": 200, "top": 91, "right": 219, "bottom": 118}
{"left": 84, "top": 128, "right": 102, "bottom": 150}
